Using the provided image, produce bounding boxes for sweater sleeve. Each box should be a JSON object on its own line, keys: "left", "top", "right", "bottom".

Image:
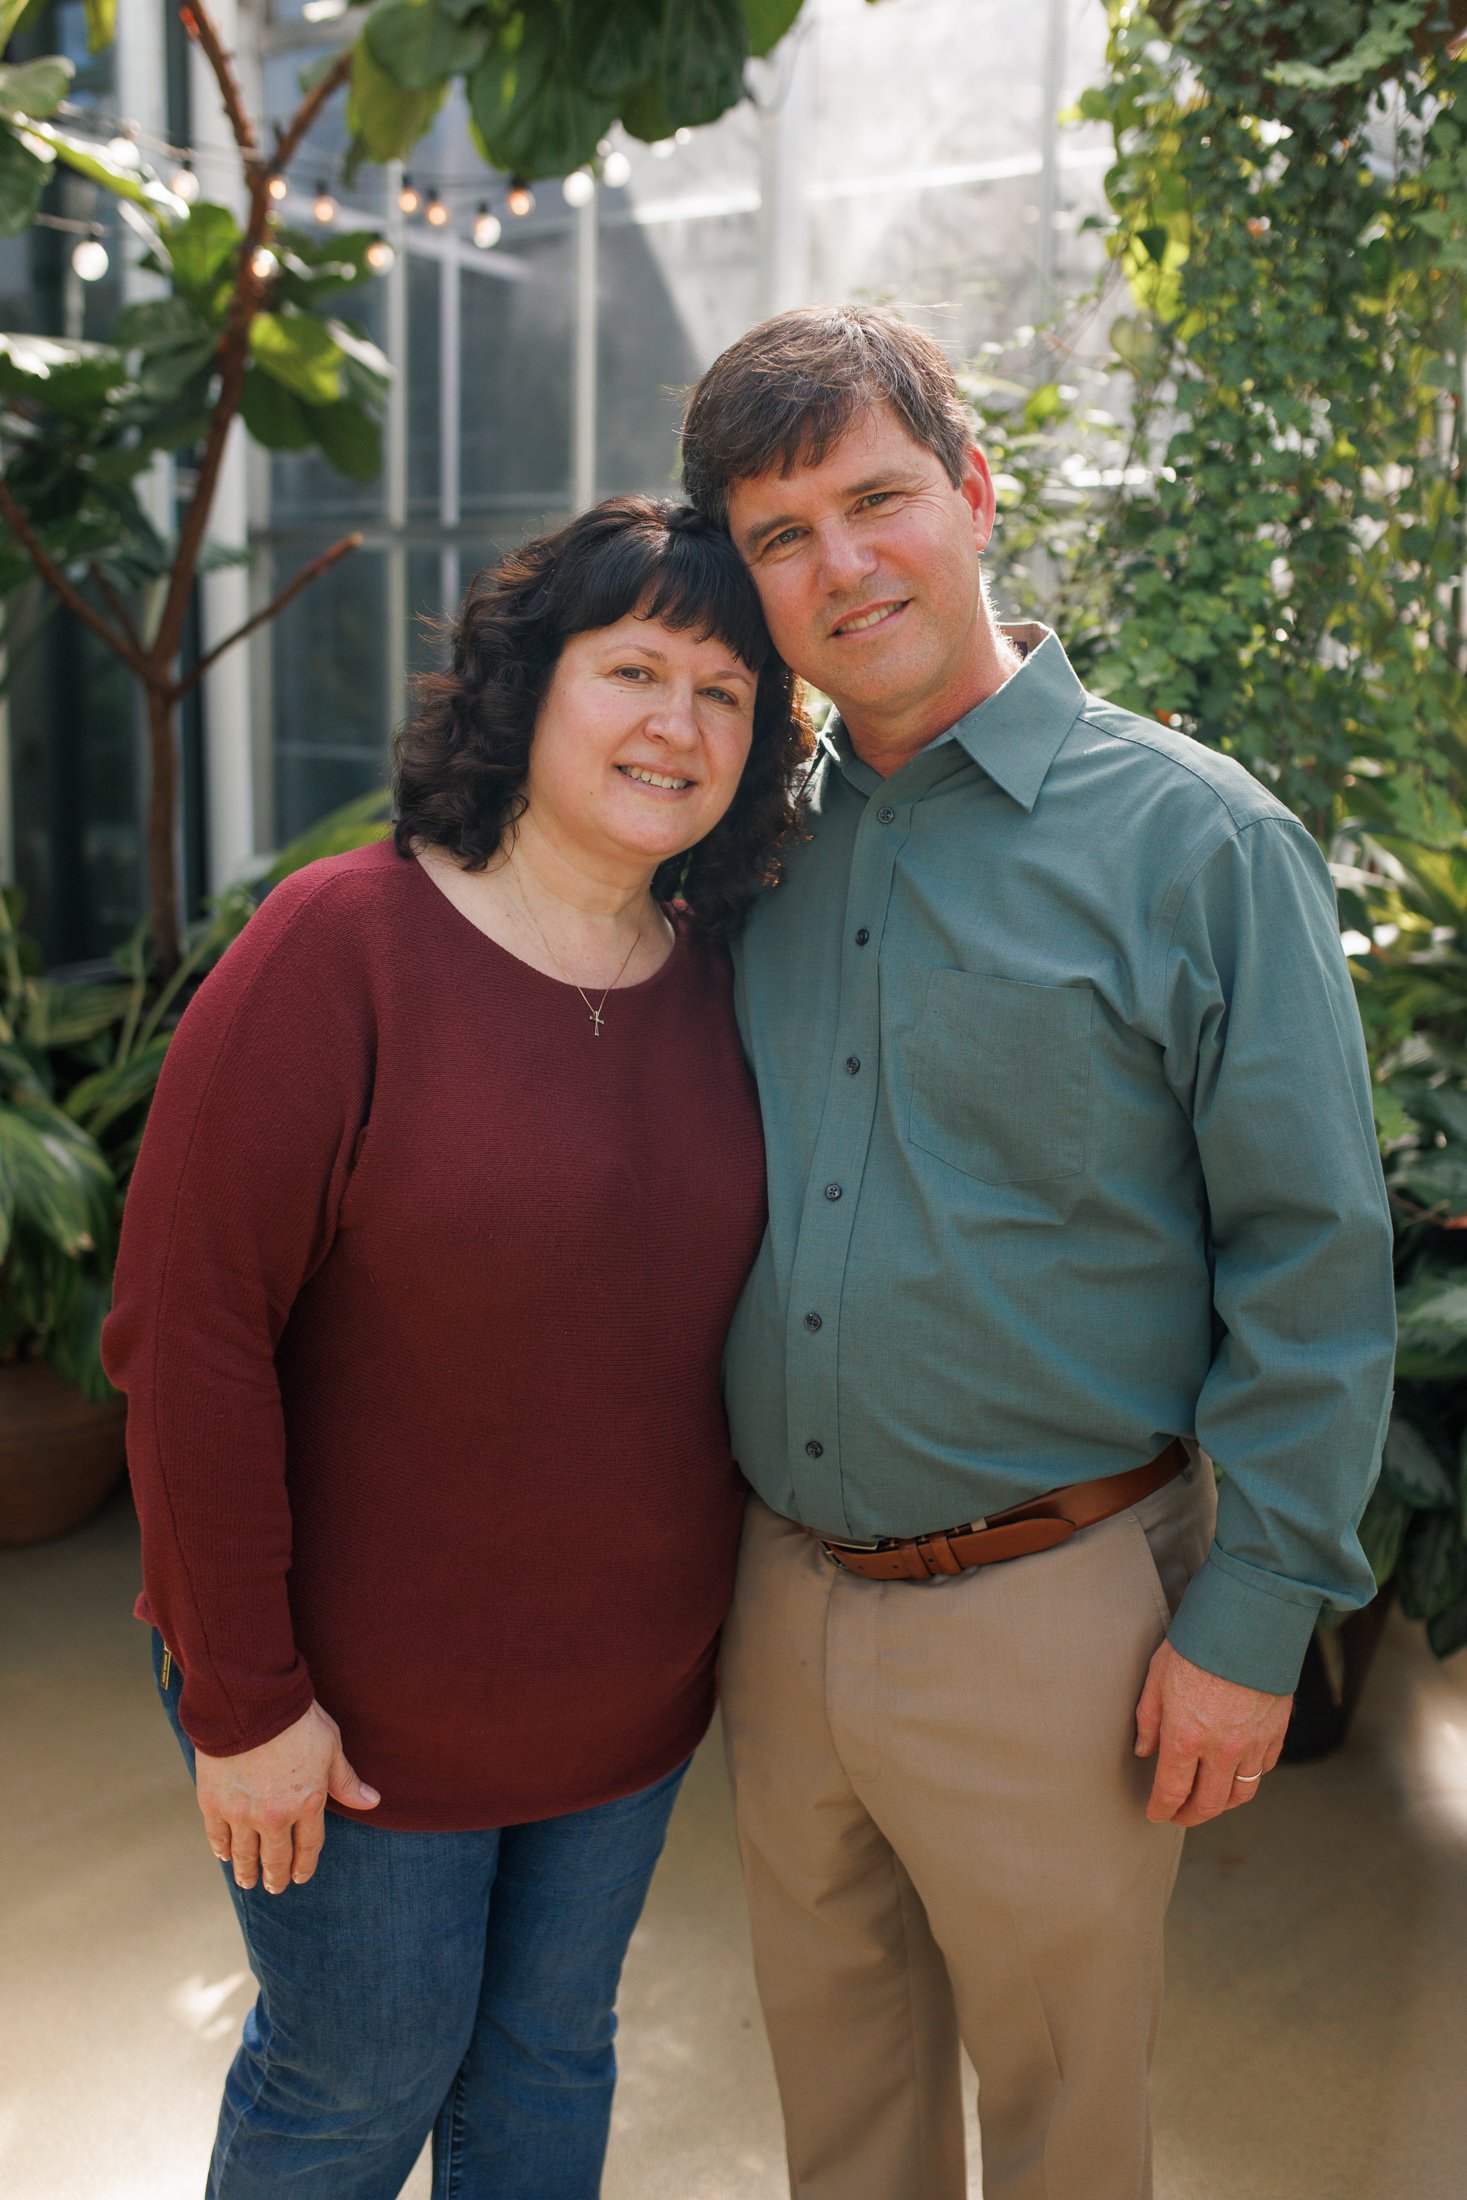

{"left": 102, "top": 869, "right": 375, "bottom": 1754}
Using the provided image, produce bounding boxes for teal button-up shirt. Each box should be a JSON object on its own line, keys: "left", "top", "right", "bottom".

{"left": 726, "top": 626, "right": 1395, "bottom": 1693}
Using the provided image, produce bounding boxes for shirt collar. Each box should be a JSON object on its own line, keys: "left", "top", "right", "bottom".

{"left": 822, "top": 623, "right": 1087, "bottom": 814}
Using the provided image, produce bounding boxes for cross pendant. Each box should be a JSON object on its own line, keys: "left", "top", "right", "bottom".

{"left": 588, "top": 1007, "right": 604, "bottom": 1037}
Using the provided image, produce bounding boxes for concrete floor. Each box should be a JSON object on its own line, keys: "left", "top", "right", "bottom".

{"left": 3, "top": 1490, "right": 1466, "bottom": 2200}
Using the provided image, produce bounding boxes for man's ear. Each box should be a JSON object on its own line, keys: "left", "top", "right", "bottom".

{"left": 959, "top": 443, "right": 999, "bottom": 556}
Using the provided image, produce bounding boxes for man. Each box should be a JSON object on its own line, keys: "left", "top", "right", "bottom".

{"left": 679, "top": 307, "right": 1396, "bottom": 2200}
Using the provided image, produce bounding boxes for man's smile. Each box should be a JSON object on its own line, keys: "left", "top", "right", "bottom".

{"left": 831, "top": 599, "right": 910, "bottom": 639}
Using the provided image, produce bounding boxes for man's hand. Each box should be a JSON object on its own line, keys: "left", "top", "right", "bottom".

{"left": 1134, "top": 1638, "right": 1292, "bottom": 1827}
{"left": 195, "top": 1702, "right": 380, "bottom": 1894}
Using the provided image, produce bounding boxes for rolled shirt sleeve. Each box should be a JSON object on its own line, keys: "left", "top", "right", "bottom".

{"left": 1160, "top": 817, "right": 1396, "bottom": 1691}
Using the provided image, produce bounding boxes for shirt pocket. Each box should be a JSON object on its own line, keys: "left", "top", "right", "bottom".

{"left": 907, "top": 969, "right": 1093, "bottom": 1185}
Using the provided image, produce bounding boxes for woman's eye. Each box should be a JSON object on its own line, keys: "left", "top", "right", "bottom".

{"left": 703, "top": 687, "right": 738, "bottom": 706}
{"left": 613, "top": 664, "right": 651, "bottom": 680}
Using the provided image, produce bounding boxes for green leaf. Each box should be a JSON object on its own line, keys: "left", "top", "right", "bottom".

{"left": 112, "top": 295, "right": 215, "bottom": 354}
{"left": 1427, "top": 1582, "right": 1467, "bottom": 1659}
{"left": 347, "top": 31, "right": 447, "bottom": 163}
{"left": 1397, "top": 1507, "right": 1467, "bottom": 1622}
{"left": 0, "top": 55, "right": 73, "bottom": 119}
{"left": 616, "top": 75, "right": 675, "bottom": 145}
{"left": 63, "top": 1035, "right": 169, "bottom": 1141}
{"left": 43, "top": 1267, "right": 114, "bottom": 1403}
{"left": 162, "top": 200, "right": 242, "bottom": 300}
{"left": 262, "top": 786, "right": 392, "bottom": 883}
{"left": 303, "top": 397, "right": 382, "bottom": 481}
{"left": 23, "top": 117, "right": 180, "bottom": 215}
{"left": 743, "top": 0, "right": 802, "bottom": 58}
{"left": 22, "top": 978, "right": 128, "bottom": 1047}
{"left": 565, "top": 0, "right": 662, "bottom": 99}
{"left": 1394, "top": 1274, "right": 1467, "bottom": 1380}
{"left": 364, "top": 0, "right": 488, "bottom": 92}
{"left": 467, "top": 7, "right": 618, "bottom": 178}
{"left": 1395, "top": 1145, "right": 1467, "bottom": 1219}
{"left": 81, "top": 0, "right": 115, "bottom": 54}
{"left": 1372, "top": 1082, "right": 1412, "bottom": 1146}
{"left": 0, "top": 332, "right": 129, "bottom": 414}
{"left": 0, "top": 119, "right": 48, "bottom": 236}
{"left": 0, "top": 1, "right": 32, "bottom": 59}
{"left": 657, "top": 0, "right": 748, "bottom": 130}
{"left": 1268, "top": 1, "right": 1421, "bottom": 92}
{"left": 239, "top": 365, "right": 315, "bottom": 451}
{"left": 247, "top": 311, "right": 343, "bottom": 405}
{"left": 0, "top": 1100, "right": 113, "bottom": 1261}
{"left": 323, "top": 317, "right": 391, "bottom": 395}
{"left": 1380, "top": 1414, "right": 1457, "bottom": 1513}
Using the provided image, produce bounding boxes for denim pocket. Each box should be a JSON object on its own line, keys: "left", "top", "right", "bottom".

{"left": 907, "top": 968, "right": 1093, "bottom": 1185}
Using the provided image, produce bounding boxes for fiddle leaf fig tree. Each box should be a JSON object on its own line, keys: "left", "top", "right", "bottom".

{"left": 0, "top": 0, "right": 826, "bottom": 974}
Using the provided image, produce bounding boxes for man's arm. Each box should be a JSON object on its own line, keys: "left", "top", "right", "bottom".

{"left": 1140, "top": 814, "right": 1396, "bottom": 1821}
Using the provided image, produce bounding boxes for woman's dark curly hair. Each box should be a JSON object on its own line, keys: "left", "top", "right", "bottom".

{"left": 393, "top": 495, "right": 812, "bottom": 935}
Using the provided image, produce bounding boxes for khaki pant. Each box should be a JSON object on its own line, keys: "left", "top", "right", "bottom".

{"left": 719, "top": 1461, "right": 1217, "bottom": 2200}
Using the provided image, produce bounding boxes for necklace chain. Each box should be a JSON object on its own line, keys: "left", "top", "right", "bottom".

{"left": 510, "top": 864, "right": 645, "bottom": 1037}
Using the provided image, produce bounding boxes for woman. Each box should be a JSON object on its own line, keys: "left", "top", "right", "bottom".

{"left": 102, "top": 496, "right": 811, "bottom": 2199}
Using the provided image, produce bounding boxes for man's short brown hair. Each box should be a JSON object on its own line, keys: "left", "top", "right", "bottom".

{"left": 680, "top": 305, "right": 974, "bottom": 529}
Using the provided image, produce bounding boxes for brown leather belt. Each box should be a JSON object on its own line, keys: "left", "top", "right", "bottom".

{"left": 807, "top": 1439, "right": 1188, "bottom": 1581}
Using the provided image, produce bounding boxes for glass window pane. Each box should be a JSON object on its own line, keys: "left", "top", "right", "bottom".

{"left": 270, "top": 540, "right": 389, "bottom": 843}
{"left": 407, "top": 252, "right": 441, "bottom": 519}
{"left": 460, "top": 231, "right": 573, "bottom": 519}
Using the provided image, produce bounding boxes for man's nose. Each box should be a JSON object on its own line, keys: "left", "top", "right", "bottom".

{"left": 816, "top": 521, "right": 879, "bottom": 596}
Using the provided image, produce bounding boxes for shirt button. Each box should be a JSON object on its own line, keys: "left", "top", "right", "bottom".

{"left": 855, "top": 927, "right": 870, "bottom": 946}
{"left": 805, "top": 1439, "right": 824, "bottom": 1458}
{"left": 877, "top": 805, "right": 896, "bottom": 824}
{"left": 845, "top": 1055, "right": 861, "bottom": 1075}
{"left": 804, "top": 1311, "right": 823, "bottom": 1331}
{"left": 824, "top": 1182, "right": 843, "bottom": 1202}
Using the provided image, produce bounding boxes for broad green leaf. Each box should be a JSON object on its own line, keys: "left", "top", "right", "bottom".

{"left": 303, "top": 397, "right": 383, "bottom": 481}
{"left": 1380, "top": 1414, "right": 1457, "bottom": 1512}
{"left": 1396, "top": 1508, "right": 1467, "bottom": 1622}
{"left": 1395, "top": 1145, "right": 1467, "bottom": 1220}
{"left": 0, "top": 55, "right": 73, "bottom": 119}
{"left": 743, "top": 0, "right": 803, "bottom": 58}
{"left": 64, "top": 1035, "right": 169, "bottom": 1140}
{"left": 273, "top": 229, "right": 378, "bottom": 308}
{"left": 347, "top": 32, "right": 446, "bottom": 163}
{"left": 1268, "top": 1, "right": 1420, "bottom": 91}
{"left": 23, "top": 978, "right": 128, "bottom": 1047}
{"left": 163, "top": 200, "right": 242, "bottom": 299}
{"left": 44, "top": 1268, "right": 114, "bottom": 1403}
{"left": 324, "top": 318, "right": 391, "bottom": 394}
{"left": 658, "top": 0, "right": 748, "bottom": 130}
{"left": 81, "top": 0, "right": 115, "bottom": 54}
{"left": 468, "top": 8, "right": 618, "bottom": 179}
{"left": 0, "top": 1100, "right": 113, "bottom": 1260}
{"left": 0, "top": 333, "right": 129, "bottom": 414}
{"left": 248, "top": 311, "right": 343, "bottom": 405}
{"left": 364, "top": 0, "right": 489, "bottom": 93}
{"left": 240, "top": 365, "right": 315, "bottom": 451}
{"left": 0, "top": 0, "right": 33, "bottom": 58}
{"left": 113, "top": 296, "right": 216, "bottom": 354}
{"left": 1372, "top": 1082, "right": 1412, "bottom": 1146}
{"left": 565, "top": 0, "right": 663, "bottom": 99}
{"left": 0, "top": 120, "right": 47, "bottom": 235}
{"left": 262, "top": 786, "right": 391, "bottom": 883}
{"left": 617, "top": 76, "right": 675, "bottom": 145}
{"left": 23, "top": 118, "right": 182, "bottom": 215}
{"left": 1393, "top": 1274, "right": 1467, "bottom": 1380}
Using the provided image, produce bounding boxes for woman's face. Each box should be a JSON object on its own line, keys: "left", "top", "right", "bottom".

{"left": 523, "top": 609, "right": 758, "bottom": 876}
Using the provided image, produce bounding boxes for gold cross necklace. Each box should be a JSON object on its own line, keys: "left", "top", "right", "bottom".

{"left": 510, "top": 862, "right": 645, "bottom": 1037}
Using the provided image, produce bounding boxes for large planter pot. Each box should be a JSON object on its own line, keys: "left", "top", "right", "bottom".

{"left": 0, "top": 1359, "right": 127, "bottom": 1548}
{"left": 1279, "top": 1585, "right": 1396, "bottom": 1763}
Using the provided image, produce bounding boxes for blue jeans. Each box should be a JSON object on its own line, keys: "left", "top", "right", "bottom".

{"left": 152, "top": 1631, "right": 687, "bottom": 2199}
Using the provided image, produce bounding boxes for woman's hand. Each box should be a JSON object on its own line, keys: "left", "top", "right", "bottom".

{"left": 195, "top": 1702, "right": 380, "bottom": 1894}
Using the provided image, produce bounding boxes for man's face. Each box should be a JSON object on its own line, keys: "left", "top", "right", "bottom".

{"left": 724, "top": 401, "right": 997, "bottom": 731}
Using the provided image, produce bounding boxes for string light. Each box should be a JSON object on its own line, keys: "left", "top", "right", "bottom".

{"left": 167, "top": 159, "right": 199, "bottom": 202}
{"left": 650, "top": 138, "right": 675, "bottom": 159}
{"left": 424, "top": 190, "right": 449, "bottom": 227}
{"left": 71, "top": 235, "right": 109, "bottom": 281}
{"left": 267, "top": 173, "right": 288, "bottom": 203}
{"left": 562, "top": 168, "right": 595, "bottom": 207}
{"left": 398, "top": 175, "right": 421, "bottom": 215}
{"left": 472, "top": 204, "right": 501, "bottom": 249}
{"left": 366, "top": 237, "right": 395, "bottom": 271}
{"left": 313, "top": 180, "right": 337, "bottom": 224}
{"left": 105, "top": 133, "right": 140, "bottom": 169}
{"left": 251, "top": 246, "right": 277, "bottom": 279}
{"left": 602, "top": 150, "right": 630, "bottom": 188}
{"left": 674, "top": 127, "right": 692, "bottom": 146}
{"left": 507, "top": 180, "right": 535, "bottom": 217}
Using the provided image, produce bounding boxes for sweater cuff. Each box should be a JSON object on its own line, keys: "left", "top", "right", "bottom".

{"left": 1167, "top": 1547, "right": 1327, "bottom": 1694}
{"left": 177, "top": 1665, "right": 317, "bottom": 1759}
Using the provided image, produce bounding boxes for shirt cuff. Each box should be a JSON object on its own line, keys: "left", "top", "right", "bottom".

{"left": 1167, "top": 1547, "right": 1327, "bottom": 1694}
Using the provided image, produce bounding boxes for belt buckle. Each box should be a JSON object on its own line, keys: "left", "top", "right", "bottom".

{"left": 820, "top": 1532, "right": 900, "bottom": 1555}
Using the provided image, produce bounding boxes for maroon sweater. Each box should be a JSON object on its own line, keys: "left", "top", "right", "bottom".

{"left": 102, "top": 840, "right": 767, "bottom": 1830}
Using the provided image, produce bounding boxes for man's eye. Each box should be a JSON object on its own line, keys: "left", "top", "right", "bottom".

{"left": 765, "top": 528, "right": 802, "bottom": 553}
{"left": 859, "top": 492, "right": 893, "bottom": 510}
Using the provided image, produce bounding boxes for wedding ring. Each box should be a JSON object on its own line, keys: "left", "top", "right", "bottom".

{"left": 1233, "top": 1770, "right": 1263, "bottom": 1784}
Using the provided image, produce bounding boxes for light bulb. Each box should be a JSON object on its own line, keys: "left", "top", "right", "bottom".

{"left": 168, "top": 162, "right": 199, "bottom": 203}
{"left": 507, "top": 182, "right": 535, "bottom": 217}
{"left": 473, "top": 206, "right": 501, "bottom": 250}
{"left": 674, "top": 127, "right": 692, "bottom": 145}
{"left": 267, "top": 174, "right": 288, "bottom": 203}
{"left": 105, "top": 135, "right": 139, "bottom": 169}
{"left": 562, "top": 168, "right": 595, "bottom": 208}
{"left": 251, "top": 247, "right": 277, "bottom": 279}
{"left": 650, "top": 138, "right": 675, "bottom": 159}
{"left": 398, "top": 176, "right": 420, "bottom": 215}
{"left": 602, "top": 150, "right": 630, "bottom": 188}
{"left": 366, "top": 237, "right": 395, "bottom": 272}
{"left": 424, "top": 192, "right": 449, "bottom": 228}
{"left": 71, "top": 237, "right": 109, "bottom": 281}
{"left": 313, "top": 182, "right": 337, "bottom": 224}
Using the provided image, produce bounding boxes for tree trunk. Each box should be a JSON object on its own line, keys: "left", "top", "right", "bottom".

{"left": 145, "top": 680, "right": 181, "bottom": 977}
